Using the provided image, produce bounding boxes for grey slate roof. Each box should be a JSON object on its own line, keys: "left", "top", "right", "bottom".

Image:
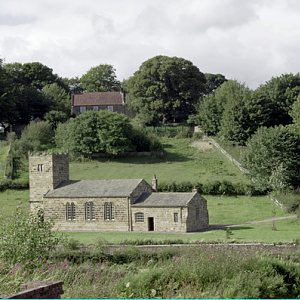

{"left": 131, "top": 192, "right": 196, "bottom": 207}
{"left": 44, "top": 179, "right": 144, "bottom": 198}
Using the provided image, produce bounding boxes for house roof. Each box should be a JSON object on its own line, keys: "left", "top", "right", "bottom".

{"left": 131, "top": 192, "right": 196, "bottom": 207}
{"left": 44, "top": 179, "right": 144, "bottom": 198}
{"left": 73, "top": 92, "right": 123, "bottom": 106}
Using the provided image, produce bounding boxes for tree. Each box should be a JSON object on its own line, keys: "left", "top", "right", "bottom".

{"left": 0, "top": 207, "right": 62, "bottom": 266}
{"left": 44, "top": 110, "right": 68, "bottom": 130}
{"left": 126, "top": 55, "right": 206, "bottom": 125}
{"left": 80, "top": 64, "right": 120, "bottom": 92}
{"left": 42, "top": 83, "right": 71, "bottom": 115}
{"left": 204, "top": 73, "right": 227, "bottom": 95}
{"left": 255, "top": 73, "right": 300, "bottom": 127}
{"left": 0, "top": 59, "right": 15, "bottom": 125}
{"left": 63, "top": 110, "right": 134, "bottom": 155}
{"left": 219, "top": 81, "right": 253, "bottom": 144}
{"left": 3, "top": 61, "right": 70, "bottom": 125}
{"left": 4, "top": 62, "right": 69, "bottom": 91}
{"left": 240, "top": 126, "right": 300, "bottom": 191}
{"left": 11, "top": 121, "right": 54, "bottom": 155}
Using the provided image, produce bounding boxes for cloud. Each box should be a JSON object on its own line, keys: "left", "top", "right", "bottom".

{"left": 0, "top": 14, "right": 37, "bottom": 26}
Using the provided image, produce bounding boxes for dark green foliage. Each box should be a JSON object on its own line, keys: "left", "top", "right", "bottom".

{"left": 59, "top": 111, "right": 163, "bottom": 155}
{"left": 0, "top": 178, "right": 29, "bottom": 191}
{"left": 204, "top": 73, "right": 228, "bottom": 95}
{"left": 127, "top": 55, "right": 206, "bottom": 125}
{"left": 158, "top": 180, "right": 265, "bottom": 195}
{"left": 42, "top": 83, "right": 71, "bottom": 115}
{"left": 11, "top": 121, "right": 54, "bottom": 155}
{"left": 3, "top": 61, "right": 69, "bottom": 125}
{"left": 44, "top": 110, "right": 67, "bottom": 130}
{"left": 80, "top": 64, "right": 120, "bottom": 92}
{"left": 241, "top": 126, "right": 300, "bottom": 191}
{"left": 131, "top": 127, "right": 163, "bottom": 152}
{"left": 256, "top": 73, "right": 300, "bottom": 127}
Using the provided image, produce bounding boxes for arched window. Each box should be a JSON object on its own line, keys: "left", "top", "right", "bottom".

{"left": 85, "top": 202, "right": 95, "bottom": 220}
{"left": 66, "top": 202, "right": 76, "bottom": 220}
{"left": 104, "top": 202, "right": 114, "bottom": 220}
{"left": 135, "top": 213, "right": 144, "bottom": 223}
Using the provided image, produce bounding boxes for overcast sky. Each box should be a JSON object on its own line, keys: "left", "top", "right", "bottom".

{"left": 1, "top": 0, "right": 300, "bottom": 89}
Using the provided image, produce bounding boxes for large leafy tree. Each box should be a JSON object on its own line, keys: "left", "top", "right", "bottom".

{"left": 0, "top": 59, "right": 15, "bottom": 125}
{"left": 255, "top": 73, "right": 300, "bottom": 127}
{"left": 3, "top": 62, "right": 69, "bottom": 125}
{"left": 80, "top": 64, "right": 120, "bottom": 92}
{"left": 204, "top": 73, "right": 227, "bottom": 95}
{"left": 241, "top": 126, "right": 300, "bottom": 191}
{"left": 127, "top": 55, "right": 206, "bottom": 125}
{"left": 4, "top": 62, "right": 68, "bottom": 91}
{"left": 63, "top": 110, "right": 134, "bottom": 155}
{"left": 42, "top": 83, "right": 71, "bottom": 115}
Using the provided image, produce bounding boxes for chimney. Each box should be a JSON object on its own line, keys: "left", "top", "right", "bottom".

{"left": 192, "top": 185, "right": 198, "bottom": 193}
{"left": 120, "top": 85, "right": 125, "bottom": 104}
{"left": 152, "top": 175, "right": 158, "bottom": 192}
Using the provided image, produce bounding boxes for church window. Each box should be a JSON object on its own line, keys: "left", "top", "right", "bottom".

{"left": 104, "top": 202, "right": 114, "bottom": 220}
{"left": 85, "top": 202, "right": 95, "bottom": 220}
{"left": 135, "top": 213, "right": 144, "bottom": 223}
{"left": 58, "top": 165, "right": 63, "bottom": 172}
{"left": 107, "top": 106, "right": 113, "bottom": 112}
{"left": 174, "top": 213, "right": 178, "bottom": 223}
{"left": 38, "top": 164, "right": 44, "bottom": 171}
{"left": 66, "top": 202, "right": 76, "bottom": 220}
{"left": 80, "top": 106, "right": 86, "bottom": 113}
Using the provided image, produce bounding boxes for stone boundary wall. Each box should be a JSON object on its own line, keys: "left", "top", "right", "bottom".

{"left": 202, "top": 136, "right": 249, "bottom": 174}
{"left": 1, "top": 281, "right": 64, "bottom": 299}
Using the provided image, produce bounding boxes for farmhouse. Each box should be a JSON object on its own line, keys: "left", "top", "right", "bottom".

{"left": 71, "top": 88, "right": 135, "bottom": 118}
{"left": 29, "top": 152, "right": 209, "bottom": 232}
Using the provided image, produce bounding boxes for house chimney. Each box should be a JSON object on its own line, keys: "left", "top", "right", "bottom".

{"left": 120, "top": 85, "right": 125, "bottom": 104}
{"left": 152, "top": 175, "right": 158, "bottom": 192}
{"left": 192, "top": 185, "right": 198, "bottom": 193}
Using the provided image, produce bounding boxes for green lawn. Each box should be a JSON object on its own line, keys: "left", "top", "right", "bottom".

{"left": 70, "top": 136, "right": 250, "bottom": 185}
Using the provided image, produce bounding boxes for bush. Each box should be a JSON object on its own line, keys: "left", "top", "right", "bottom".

{"left": 0, "top": 207, "right": 63, "bottom": 267}
{"left": 0, "top": 178, "right": 29, "bottom": 191}
{"left": 158, "top": 180, "right": 265, "bottom": 195}
{"left": 11, "top": 121, "right": 54, "bottom": 155}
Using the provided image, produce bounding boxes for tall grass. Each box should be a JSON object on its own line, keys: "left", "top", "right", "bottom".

{"left": 1, "top": 246, "right": 300, "bottom": 298}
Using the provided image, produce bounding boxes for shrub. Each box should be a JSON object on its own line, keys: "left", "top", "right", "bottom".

{"left": 0, "top": 207, "right": 63, "bottom": 267}
{"left": 11, "top": 121, "right": 54, "bottom": 155}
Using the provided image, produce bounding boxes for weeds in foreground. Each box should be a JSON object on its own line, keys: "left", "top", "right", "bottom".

{"left": 1, "top": 246, "right": 300, "bottom": 298}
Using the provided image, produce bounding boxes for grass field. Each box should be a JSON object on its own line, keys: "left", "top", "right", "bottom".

{"left": 70, "top": 136, "right": 250, "bottom": 185}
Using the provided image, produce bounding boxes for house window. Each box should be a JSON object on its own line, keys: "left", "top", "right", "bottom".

{"left": 135, "top": 213, "right": 144, "bottom": 223}
{"left": 107, "top": 106, "right": 113, "bottom": 112}
{"left": 37, "top": 164, "right": 44, "bottom": 172}
{"left": 93, "top": 106, "right": 98, "bottom": 111}
{"left": 104, "top": 202, "right": 114, "bottom": 220}
{"left": 66, "top": 202, "right": 76, "bottom": 220}
{"left": 174, "top": 213, "right": 178, "bottom": 223}
{"left": 80, "top": 106, "right": 86, "bottom": 113}
{"left": 85, "top": 202, "right": 95, "bottom": 220}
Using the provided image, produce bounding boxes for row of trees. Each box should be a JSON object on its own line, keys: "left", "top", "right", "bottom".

{"left": 1, "top": 55, "right": 227, "bottom": 128}
{"left": 0, "top": 60, "right": 122, "bottom": 127}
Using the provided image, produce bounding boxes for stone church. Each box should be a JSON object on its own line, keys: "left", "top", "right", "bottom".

{"left": 29, "top": 152, "right": 209, "bottom": 232}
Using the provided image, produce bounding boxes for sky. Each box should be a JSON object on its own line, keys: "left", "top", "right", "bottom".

{"left": 1, "top": 0, "right": 300, "bottom": 89}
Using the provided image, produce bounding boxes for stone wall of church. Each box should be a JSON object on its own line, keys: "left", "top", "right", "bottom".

{"left": 186, "top": 194, "right": 209, "bottom": 231}
{"left": 44, "top": 197, "right": 131, "bottom": 231}
{"left": 131, "top": 206, "right": 188, "bottom": 232}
